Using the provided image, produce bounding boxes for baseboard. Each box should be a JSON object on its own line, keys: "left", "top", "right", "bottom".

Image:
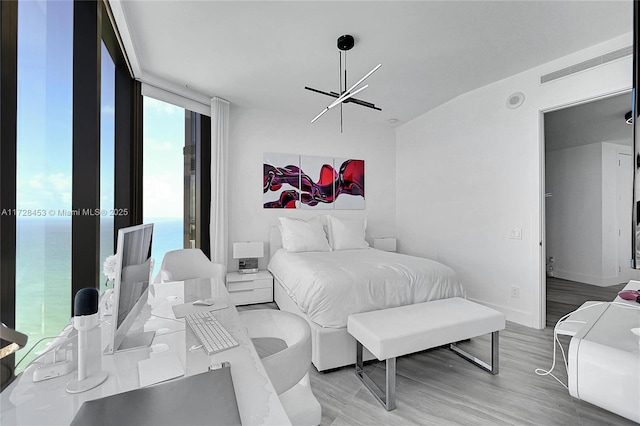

{"left": 553, "top": 269, "right": 621, "bottom": 287}
{"left": 467, "top": 297, "right": 537, "bottom": 329}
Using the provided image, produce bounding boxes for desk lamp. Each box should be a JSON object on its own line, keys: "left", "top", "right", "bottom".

{"left": 232, "top": 242, "right": 264, "bottom": 273}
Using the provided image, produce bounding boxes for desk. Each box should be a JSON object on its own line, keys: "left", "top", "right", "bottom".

{"left": 565, "top": 281, "right": 640, "bottom": 423}
{"left": 0, "top": 278, "right": 291, "bottom": 426}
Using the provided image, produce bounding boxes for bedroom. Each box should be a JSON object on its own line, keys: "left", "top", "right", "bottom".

{"left": 1, "top": 0, "right": 637, "bottom": 425}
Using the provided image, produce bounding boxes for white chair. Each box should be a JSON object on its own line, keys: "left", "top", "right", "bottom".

{"left": 153, "top": 249, "right": 225, "bottom": 283}
{"left": 239, "top": 309, "right": 321, "bottom": 426}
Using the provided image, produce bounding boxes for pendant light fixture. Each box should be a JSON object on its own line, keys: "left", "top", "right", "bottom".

{"left": 305, "top": 35, "right": 382, "bottom": 132}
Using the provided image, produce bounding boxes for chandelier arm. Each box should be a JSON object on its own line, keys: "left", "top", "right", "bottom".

{"left": 311, "top": 107, "right": 331, "bottom": 123}
{"left": 328, "top": 84, "right": 368, "bottom": 109}
{"left": 344, "top": 64, "right": 381, "bottom": 96}
{"left": 311, "top": 84, "right": 368, "bottom": 123}
{"left": 305, "top": 86, "right": 339, "bottom": 99}
{"left": 346, "top": 97, "right": 382, "bottom": 111}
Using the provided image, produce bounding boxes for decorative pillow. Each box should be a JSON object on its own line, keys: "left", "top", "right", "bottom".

{"left": 326, "top": 216, "right": 369, "bottom": 251}
{"left": 278, "top": 217, "right": 331, "bottom": 252}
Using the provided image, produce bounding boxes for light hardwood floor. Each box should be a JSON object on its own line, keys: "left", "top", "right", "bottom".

{"left": 243, "top": 278, "right": 636, "bottom": 425}
{"left": 545, "top": 276, "right": 626, "bottom": 326}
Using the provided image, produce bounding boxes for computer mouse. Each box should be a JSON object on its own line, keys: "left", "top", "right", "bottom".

{"left": 150, "top": 343, "right": 169, "bottom": 353}
{"left": 193, "top": 299, "right": 215, "bottom": 306}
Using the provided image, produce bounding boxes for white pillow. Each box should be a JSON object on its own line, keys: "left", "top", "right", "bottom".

{"left": 278, "top": 217, "right": 331, "bottom": 252}
{"left": 326, "top": 216, "right": 369, "bottom": 251}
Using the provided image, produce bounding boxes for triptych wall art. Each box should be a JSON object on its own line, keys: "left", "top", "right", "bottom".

{"left": 263, "top": 152, "right": 365, "bottom": 209}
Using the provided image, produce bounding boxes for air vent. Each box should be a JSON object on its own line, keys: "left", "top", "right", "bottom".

{"left": 540, "top": 46, "right": 632, "bottom": 84}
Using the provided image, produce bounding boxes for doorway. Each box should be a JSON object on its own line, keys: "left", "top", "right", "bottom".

{"left": 543, "top": 92, "right": 635, "bottom": 326}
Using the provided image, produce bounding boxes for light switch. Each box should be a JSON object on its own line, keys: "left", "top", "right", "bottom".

{"left": 509, "top": 228, "right": 522, "bottom": 240}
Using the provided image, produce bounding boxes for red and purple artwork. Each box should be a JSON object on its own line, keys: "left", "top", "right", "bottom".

{"left": 263, "top": 153, "right": 365, "bottom": 209}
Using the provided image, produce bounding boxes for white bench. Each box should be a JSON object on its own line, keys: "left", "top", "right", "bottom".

{"left": 347, "top": 297, "right": 506, "bottom": 410}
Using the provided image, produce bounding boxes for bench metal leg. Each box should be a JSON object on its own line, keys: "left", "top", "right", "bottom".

{"left": 355, "top": 341, "right": 396, "bottom": 410}
{"left": 449, "top": 331, "right": 499, "bottom": 375}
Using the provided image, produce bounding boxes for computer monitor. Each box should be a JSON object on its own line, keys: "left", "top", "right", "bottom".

{"left": 104, "top": 223, "right": 155, "bottom": 355}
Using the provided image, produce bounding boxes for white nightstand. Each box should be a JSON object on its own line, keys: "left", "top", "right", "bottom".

{"left": 373, "top": 237, "right": 397, "bottom": 252}
{"left": 226, "top": 270, "right": 274, "bottom": 306}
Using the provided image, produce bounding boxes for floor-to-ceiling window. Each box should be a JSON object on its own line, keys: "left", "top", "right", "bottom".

{"left": 142, "top": 96, "right": 212, "bottom": 276}
{"left": 142, "top": 97, "right": 185, "bottom": 276}
{"left": 1, "top": 0, "right": 209, "bottom": 388}
{"left": 15, "top": 0, "right": 73, "bottom": 372}
{"left": 1, "top": 0, "right": 141, "bottom": 385}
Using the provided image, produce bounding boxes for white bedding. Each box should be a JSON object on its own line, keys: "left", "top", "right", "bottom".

{"left": 268, "top": 248, "right": 465, "bottom": 328}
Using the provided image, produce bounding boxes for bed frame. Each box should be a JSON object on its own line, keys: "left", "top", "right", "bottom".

{"left": 269, "top": 226, "right": 375, "bottom": 372}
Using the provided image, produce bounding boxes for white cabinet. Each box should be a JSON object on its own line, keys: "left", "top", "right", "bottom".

{"left": 226, "top": 270, "right": 273, "bottom": 306}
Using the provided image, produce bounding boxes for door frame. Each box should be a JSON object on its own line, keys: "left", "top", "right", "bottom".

{"left": 537, "top": 89, "right": 632, "bottom": 329}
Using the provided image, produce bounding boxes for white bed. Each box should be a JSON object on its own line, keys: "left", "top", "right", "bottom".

{"left": 268, "top": 226, "right": 466, "bottom": 371}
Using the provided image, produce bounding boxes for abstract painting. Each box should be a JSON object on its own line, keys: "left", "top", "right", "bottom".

{"left": 263, "top": 153, "right": 365, "bottom": 209}
{"left": 333, "top": 157, "right": 365, "bottom": 209}
{"left": 263, "top": 153, "right": 300, "bottom": 208}
{"left": 299, "top": 156, "right": 335, "bottom": 210}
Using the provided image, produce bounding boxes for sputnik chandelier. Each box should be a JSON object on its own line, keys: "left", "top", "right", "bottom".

{"left": 305, "top": 35, "right": 382, "bottom": 132}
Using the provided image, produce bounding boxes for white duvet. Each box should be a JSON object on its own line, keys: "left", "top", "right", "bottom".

{"left": 268, "top": 248, "right": 466, "bottom": 328}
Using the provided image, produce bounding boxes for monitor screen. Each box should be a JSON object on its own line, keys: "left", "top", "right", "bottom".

{"left": 104, "top": 223, "right": 154, "bottom": 355}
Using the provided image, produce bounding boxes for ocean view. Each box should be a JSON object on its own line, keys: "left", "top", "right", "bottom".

{"left": 15, "top": 217, "right": 183, "bottom": 370}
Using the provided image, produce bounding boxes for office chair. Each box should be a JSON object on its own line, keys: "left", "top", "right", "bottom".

{"left": 154, "top": 249, "right": 225, "bottom": 283}
{"left": 239, "top": 309, "right": 321, "bottom": 426}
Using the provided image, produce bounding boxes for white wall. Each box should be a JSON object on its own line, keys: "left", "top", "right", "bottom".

{"left": 546, "top": 143, "right": 602, "bottom": 283}
{"left": 395, "top": 34, "right": 632, "bottom": 328}
{"left": 227, "top": 106, "right": 396, "bottom": 272}
{"left": 546, "top": 142, "right": 632, "bottom": 286}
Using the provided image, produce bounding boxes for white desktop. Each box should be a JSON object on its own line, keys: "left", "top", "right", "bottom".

{"left": 0, "top": 277, "right": 291, "bottom": 426}
{"left": 563, "top": 280, "right": 640, "bottom": 423}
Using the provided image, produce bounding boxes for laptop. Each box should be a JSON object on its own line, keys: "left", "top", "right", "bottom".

{"left": 71, "top": 366, "right": 241, "bottom": 426}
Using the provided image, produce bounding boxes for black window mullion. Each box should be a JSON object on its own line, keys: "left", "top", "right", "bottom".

{"left": 199, "top": 115, "right": 211, "bottom": 258}
{"left": 131, "top": 80, "right": 144, "bottom": 225}
{"left": 114, "top": 69, "right": 143, "bottom": 239}
{"left": 0, "top": 0, "right": 18, "bottom": 391}
{"left": 71, "top": 0, "right": 102, "bottom": 310}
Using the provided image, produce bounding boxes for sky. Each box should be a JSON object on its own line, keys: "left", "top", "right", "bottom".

{"left": 142, "top": 97, "right": 185, "bottom": 219}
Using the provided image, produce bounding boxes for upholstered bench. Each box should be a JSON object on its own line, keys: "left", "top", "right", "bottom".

{"left": 347, "top": 297, "right": 506, "bottom": 410}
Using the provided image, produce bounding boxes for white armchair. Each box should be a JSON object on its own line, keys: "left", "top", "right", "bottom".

{"left": 239, "top": 309, "right": 321, "bottom": 426}
{"left": 153, "top": 249, "right": 225, "bottom": 283}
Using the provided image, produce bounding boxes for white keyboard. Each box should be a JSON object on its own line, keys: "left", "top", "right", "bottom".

{"left": 185, "top": 311, "right": 239, "bottom": 355}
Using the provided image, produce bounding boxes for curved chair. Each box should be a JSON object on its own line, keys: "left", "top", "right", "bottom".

{"left": 153, "top": 249, "right": 225, "bottom": 283}
{"left": 239, "top": 309, "right": 321, "bottom": 426}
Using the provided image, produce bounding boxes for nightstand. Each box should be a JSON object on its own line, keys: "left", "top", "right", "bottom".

{"left": 226, "top": 270, "right": 274, "bottom": 306}
{"left": 373, "top": 237, "right": 397, "bottom": 252}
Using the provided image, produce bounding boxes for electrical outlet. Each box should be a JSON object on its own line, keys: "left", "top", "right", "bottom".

{"left": 511, "top": 286, "right": 520, "bottom": 298}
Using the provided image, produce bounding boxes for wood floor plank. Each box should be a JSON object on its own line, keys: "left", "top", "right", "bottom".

{"left": 244, "top": 279, "right": 636, "bottom": 425}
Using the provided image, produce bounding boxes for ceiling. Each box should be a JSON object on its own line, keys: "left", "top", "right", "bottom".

{"left": 117, "top": 1, "right": 632, "bottom": 128}
{"left": 545, "top": 92, "right": 633, "bottom": 152}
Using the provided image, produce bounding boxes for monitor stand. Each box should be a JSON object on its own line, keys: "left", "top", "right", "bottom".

{"left": 118, "top": 331, "right": 156, "bottom": 352}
